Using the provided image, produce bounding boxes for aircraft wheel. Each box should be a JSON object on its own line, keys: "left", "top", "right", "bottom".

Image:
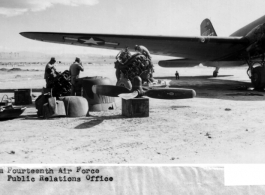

{"left": 251, "top": 66, "right": 265, "bottom": 89}
{"left": 213, "top": 71, "right": 218, "bottom": 77}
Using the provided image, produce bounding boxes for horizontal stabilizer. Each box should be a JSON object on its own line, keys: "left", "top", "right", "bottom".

{"left": 158, "top": 59, "right": 200, "bottom": 67}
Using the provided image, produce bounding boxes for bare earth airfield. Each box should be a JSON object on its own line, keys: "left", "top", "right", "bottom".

{"left": 0, "top": 57, "right": 264, "bottom": 164}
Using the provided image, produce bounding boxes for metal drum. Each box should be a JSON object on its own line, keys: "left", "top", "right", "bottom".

{"left": 77, "top": 76, "right": 116, "bottom": 112}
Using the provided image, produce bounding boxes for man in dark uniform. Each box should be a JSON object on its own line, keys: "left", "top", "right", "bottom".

{"left": 175, "top": 71, "right": 179, "bottom": 80}
{"left": 69, "top": 57, "right": 84, "bottom": 95}
{"left": 44, "top": 57, "right": 57, "bottom": 88}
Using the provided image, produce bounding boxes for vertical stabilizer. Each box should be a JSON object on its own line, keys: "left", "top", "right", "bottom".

{"left": 200, "top": 19, "right": 217, "bottom": 36}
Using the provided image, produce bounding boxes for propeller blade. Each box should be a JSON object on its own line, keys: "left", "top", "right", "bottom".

{"left": 144, "top": 88, "right": 196, "bottom": 99}
{"left": 92, "top": 85, "right": 131, "bottom": 97}
{"left": 118, "top": 91, "right": 138, "bottom": 99}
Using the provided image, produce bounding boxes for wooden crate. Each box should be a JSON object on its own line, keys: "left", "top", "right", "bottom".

{"left": 14, "top": 89, "right": 32, "bottom": 105}
{"left": 122, "top": 98, "right": 149, "bottom": 117}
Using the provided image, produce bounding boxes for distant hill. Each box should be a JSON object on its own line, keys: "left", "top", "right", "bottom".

{"left": 0, "top": 51, "right": 172, "bottom": 64}
{"left": 0, "top": 51, "right": 116, "bottom": 62}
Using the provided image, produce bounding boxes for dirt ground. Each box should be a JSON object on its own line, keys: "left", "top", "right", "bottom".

{"left": 0, "top": 61, "right": 265, "bottom": 164}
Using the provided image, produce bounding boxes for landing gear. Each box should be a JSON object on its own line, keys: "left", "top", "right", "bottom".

{"left": 244, "top": 28, "right": 265, "bottom": 89}
{"left": 250, "top": 66, "right": 265, "bottom": 90}
{"left": 213, "top": 67, "right": 219, "bottom": 77}
{"left": 246, "top": 58, "right": 265, "bottom": 90}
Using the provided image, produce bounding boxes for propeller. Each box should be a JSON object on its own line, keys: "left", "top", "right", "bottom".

{"left": 92, "top": 76, "right": 196, "bottom": 100}
{"left": 92, "top": 85, "right": 130, "bottom": 97}
{"left": 119, "top": 88, "right": 196, "bottom": 99}
{"left": 118, "top": 91, "right": 138, "bottom": 99}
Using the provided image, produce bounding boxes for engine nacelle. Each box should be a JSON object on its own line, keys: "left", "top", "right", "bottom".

{"left": 245, "top": 23, "right": 265, "bottom": 53}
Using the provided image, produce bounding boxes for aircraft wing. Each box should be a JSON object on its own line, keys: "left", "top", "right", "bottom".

{"left": 20, "top": 32, "right": 249, "bottom": 61}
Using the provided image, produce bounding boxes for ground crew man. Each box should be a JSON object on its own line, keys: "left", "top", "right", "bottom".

{"left": 175, "top": 71, "right": 179, "bottom": 79}
{"left": 69, "top": 57, "right": 84, "bottom": 95}
{"left": 44, "top": 57, "right": 57, "bottom": 88}
{"left": 135, "top": 45, "right": 151, "bottom": 60}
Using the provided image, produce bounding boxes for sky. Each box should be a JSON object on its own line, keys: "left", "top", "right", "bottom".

{"left": 0, "top": 0, "right": 265, "bottom": 55}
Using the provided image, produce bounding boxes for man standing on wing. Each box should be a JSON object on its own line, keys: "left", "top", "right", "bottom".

{"left": 69, "top": 57, "right": 84, "bottom": 95}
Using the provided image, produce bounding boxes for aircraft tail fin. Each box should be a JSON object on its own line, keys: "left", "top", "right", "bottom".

{"left": 200, "top": 19, "right": 217, "bottom": 36}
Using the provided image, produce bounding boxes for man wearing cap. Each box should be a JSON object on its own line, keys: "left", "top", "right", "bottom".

{"left": 69, "top": 57, "right": 84, "bottom": 95}
{"left": 44, "top": 57, "right": 57, "bottom": 88}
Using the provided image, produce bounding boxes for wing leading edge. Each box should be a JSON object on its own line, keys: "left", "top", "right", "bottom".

{"left": 20, "top": 32, "right": 248, "bottom": 61}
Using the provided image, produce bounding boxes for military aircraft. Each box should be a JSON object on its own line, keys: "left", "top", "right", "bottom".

{"left": 20, "top": 15, "right": 265, "bottom": 89}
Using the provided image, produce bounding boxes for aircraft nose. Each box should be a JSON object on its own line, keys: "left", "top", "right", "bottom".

{"left": 20, "top": 32, "right": 27, "bottom": 37}
{"left": 20, "top": 32, "right": 33, "bottom": 39}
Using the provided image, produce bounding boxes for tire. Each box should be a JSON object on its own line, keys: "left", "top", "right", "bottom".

{"left": 251, "top": 66, "right": 265, "bottom": 89}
